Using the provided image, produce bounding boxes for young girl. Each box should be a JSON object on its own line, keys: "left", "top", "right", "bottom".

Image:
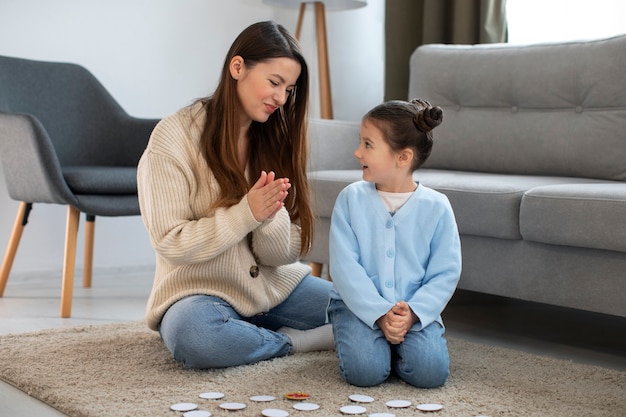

{"left": 327, "top": 99, "right": 462, "bottom": 388}
{"left": 137, "top": 21, "right": 333, "bottom": 369}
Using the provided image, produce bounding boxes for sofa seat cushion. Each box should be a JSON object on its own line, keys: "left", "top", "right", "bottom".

{"left": 418, "top": 170, "right": 598, "bottom": 240}
{"left": 309, "top": 168, "right": 611, "bottom": 240}
{"left": 520, "top": 183, "right": 626, "bottom": 253}
{"left": 309, "top": 170, "right": 361, "bottom": 217}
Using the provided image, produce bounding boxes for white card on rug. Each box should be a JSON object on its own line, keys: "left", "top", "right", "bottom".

{"left": 183, "top": 411, "right": 211, "bottom": 417}
{"left": 416, "top": 403, "right": 443, "bottom": 411}
{"left": 250, "top": 395, "right": 276, "bottom": 402}
{"left": 385, "top": 400, "right": 411, "bottom": 408}
{"left": 199, "top": 392, "right": 224, "bottom": 399}
{"left": 349, "top": 394, "right": 375, "bottom": 403}
{"left": 340, "top": 405, "right": 367, "bottom": 415}
{"left": 293, "top": 402, "right": 320, "bottom": 411}
{"left": 170, "top": 402, "right": 198, "bottom": 412}
{"left": 368, "top": 413, "right": 395, "bottom": 417}
{"left": 261, "top": 409, "right": 289, "bottom": 417}
{"left": 219, "top": 402, "right": 246, "bottom": 410}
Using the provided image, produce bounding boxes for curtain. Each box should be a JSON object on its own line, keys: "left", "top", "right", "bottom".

{"left": 385, "top": 0, "right": 508, "bottom": 101}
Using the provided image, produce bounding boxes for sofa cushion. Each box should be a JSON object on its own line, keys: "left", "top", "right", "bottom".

{"left": 308, "top": 118, "right": 362, "bottom": 172}
{"left": 309, "top": 168, "right": 610, "bottom": 240}
{"left": 416, "top": 170, "right": 608, "bottom": 240}
{"left": 409, "top": 35, "right": 626, "bottom": 181}
{"left": 520, "top": 183, "right": 626, "bottom": 253}
{"left": 310, "top": 170, "right": 361, "bottom": 218}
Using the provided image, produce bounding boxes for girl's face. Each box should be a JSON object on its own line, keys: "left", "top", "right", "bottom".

{"left": 230, "top": 56, "right": 301, "bottom": 126}
{"left": 354, "top": 119, "right": 414, "bottom": 192}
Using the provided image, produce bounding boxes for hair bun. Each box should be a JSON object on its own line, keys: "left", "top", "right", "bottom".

{"left": 411, "top": 99, "right": 443, "bottom": 133}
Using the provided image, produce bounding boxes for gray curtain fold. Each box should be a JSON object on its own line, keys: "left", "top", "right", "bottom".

{"left": 385, "top": 0, "right": 508, "bottom": 101}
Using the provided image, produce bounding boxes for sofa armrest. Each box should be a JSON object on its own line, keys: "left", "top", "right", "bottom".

{"left": 308, "top": 118, "right": 362, "bottom": 172}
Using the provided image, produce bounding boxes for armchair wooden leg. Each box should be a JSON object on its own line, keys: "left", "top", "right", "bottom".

{"left": 83, "top": 214, "right": 95, "bottom": 288}
{"left": 60, "top": 206, "right": 80, "bottom": 318}
{"left": 0, "top": 202, "right": 32, "bottom": 296}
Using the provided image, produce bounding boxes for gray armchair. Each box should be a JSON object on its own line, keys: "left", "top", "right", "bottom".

{"left": 0, "top": 55, "right": 159, "bottom": 317}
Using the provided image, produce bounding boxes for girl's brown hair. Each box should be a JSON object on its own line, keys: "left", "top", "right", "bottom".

{"left": 364, "top": 99, "right": 443, "bottom": 171}
{"left": 197, "top": 21, "right": 312, "bottom": 255}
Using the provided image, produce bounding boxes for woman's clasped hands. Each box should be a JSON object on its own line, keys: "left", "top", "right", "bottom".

{"left": 248, "top": 170, "right": 291, "bottom": 222}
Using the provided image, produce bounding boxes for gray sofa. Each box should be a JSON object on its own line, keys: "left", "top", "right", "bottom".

{"left": 305, "top": 34, "right": 626, "bottom": 319}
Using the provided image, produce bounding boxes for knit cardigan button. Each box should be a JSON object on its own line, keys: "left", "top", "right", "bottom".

{"left": 249, "top": 265, "right": 260, "bottom": 278}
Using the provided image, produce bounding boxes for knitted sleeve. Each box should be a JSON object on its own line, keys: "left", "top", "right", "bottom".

{"left": 137, "top": 108, "right": 261, "bottom": 265}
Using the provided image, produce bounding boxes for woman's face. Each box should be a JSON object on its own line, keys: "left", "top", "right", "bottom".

{"left": 230, "top": 56, "right": 301, "bottom": 125}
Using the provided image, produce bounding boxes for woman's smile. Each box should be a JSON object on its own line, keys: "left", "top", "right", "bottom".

{"left": 265, "top": 103, "right": 278, "bottom": 114}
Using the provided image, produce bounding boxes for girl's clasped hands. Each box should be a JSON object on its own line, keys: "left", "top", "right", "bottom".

{"left": 376, "top": 301, "right": 419, "bottom": 344}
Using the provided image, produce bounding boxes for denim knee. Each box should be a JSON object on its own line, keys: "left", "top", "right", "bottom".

{"left": 393, "top": 323, "right": 450, "bottom": 388}
{"left": 340, "top": 357, "right": 390, "bottom": 387}
{"left": 329, "top": 299, "right": 391, "bottom": 387}
{"left": 160, "top": 295, "right": 293, "bottom": 368}
{"left": 168, "top": 332, "right": 215, "bottom": 369}
{"left": 395, "top": 353, "right": 449, "bottom": 388}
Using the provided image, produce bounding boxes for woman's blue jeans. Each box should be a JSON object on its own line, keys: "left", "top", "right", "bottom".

{"left": 159, "top": 274, "right": 331, "bottom": 369}
{"left": 327, "top": 299, "right": 450, "bottom": 388}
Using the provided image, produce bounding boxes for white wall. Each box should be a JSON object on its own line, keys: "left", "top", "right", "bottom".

{"left": 0, "top": 0, "right": 384, "bottom": 275}
{"left": 507, "top": 0, "right": 626, "bottom": 44}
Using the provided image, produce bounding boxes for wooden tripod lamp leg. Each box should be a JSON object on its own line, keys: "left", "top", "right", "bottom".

{"left": 295, "top": 2, "right": 306, "bottom": 40}
{"left": 60, "top": 206, "right": 80, "bottom": 318}
{"left": 314, "top": 1, "right": 333, "bottom": 119}
{"left": 0, "top": 202, "right": 31, "bottom": 296}
{"left": 294, "top": 2, "right": 334, "bottom": 120}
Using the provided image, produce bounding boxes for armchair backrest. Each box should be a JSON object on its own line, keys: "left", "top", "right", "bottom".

{"left": 0, "top": 55, "right": 138, "bottom": 167}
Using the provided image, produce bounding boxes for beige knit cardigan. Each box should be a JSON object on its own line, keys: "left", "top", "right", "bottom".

{"left": 137, "top": 103, "right": 310, "bottom": 330}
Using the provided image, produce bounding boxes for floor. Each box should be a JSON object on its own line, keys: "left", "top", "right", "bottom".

{"left": 1, "top": 266, "right": 625, "bottom": 416}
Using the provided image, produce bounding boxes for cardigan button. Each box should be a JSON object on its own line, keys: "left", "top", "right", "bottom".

{"left": 249, "top": 265, "right": 260, "bottom": 278}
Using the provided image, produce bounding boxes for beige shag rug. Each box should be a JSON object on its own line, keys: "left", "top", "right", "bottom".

{"left": 0, "top": 321, "right": 624, "bottom": 417}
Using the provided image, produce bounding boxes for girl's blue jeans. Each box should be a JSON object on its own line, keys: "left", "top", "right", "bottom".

{"left": 159, "top": 274, "right": 331, "bottom": 369}
{"left": 327, "top": 298, "right": 450, "bottom": 388}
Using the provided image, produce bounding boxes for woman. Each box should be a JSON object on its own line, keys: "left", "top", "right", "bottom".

{"left": 137, "top": 21, "right": 333, "bottom": 369}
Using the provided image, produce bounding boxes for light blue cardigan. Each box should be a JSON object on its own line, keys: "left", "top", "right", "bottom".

{"left": 329, "top": 180, "right": 462, "bottom": 330}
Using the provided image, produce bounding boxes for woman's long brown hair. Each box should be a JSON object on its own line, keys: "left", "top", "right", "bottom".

{"left": 197, "top": 21, "right": 312, "bottom": 256}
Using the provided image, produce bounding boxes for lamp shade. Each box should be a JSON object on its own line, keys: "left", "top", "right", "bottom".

{"left": 262, "top": 0, "right": 367, "bottom": 11}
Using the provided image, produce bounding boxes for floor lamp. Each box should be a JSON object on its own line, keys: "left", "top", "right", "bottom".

{"left": 263, "top": 0, "right": 367, "bottom": 120}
